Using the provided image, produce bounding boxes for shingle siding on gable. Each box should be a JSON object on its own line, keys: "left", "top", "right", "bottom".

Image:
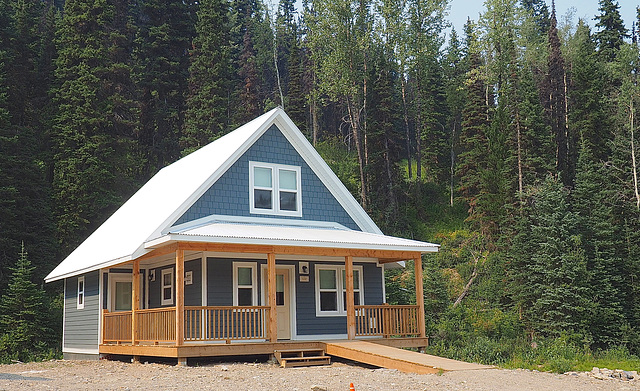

{"left": 174, "top": 125, "right": 360, "bottom": 230}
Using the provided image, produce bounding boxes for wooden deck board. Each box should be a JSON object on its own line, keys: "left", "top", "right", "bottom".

{"left": 325, "top": 341, "right": 493, "bottom": 374}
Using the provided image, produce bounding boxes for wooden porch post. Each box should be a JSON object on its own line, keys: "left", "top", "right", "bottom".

{"left": 267, "top": 253, "right": 277, "bottom": 342}
{"left": 414, "top": 256, "right": 426, "bottom": 338}
{"left": 176, "top": 246, "right": 185, "bottom": 346}
{"left": 132, "top": 259, "right": 140, "bottom": 345}
{"left": 345, "top": 255, "right": 356, "bottom": 340}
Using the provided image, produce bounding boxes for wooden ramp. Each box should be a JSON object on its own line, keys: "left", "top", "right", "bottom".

{"left": 324, "top": 341, "right": 493, "bottom": 375}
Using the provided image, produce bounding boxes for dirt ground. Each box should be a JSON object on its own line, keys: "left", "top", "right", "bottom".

{"left": 0, "top": 357, "right": 637, "bottom": 391}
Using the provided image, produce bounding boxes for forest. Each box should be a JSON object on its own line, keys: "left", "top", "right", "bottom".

{"left": 1, "top": 0, "right": 640, "bottom": 369}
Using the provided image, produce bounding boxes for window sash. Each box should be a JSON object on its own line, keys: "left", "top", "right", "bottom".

{"left": 316, "top": 265, "right": 364, "bottom": 316}
{"left": 161, "top": 269, "right": 174, "bottom": 306}
{"left": 77, "top": 276, "right": 85, "bottom": 309}
{"left": 233, "top": 262, "right": 257, "bottom": 306}
{"left": 250, "top": 162, "right": 301, "bottom": 216}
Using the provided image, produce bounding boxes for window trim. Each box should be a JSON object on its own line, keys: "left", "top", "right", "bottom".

{"left": 233, "top": 262, "right": 258, "bottom": 306}
{"left": 161, "top": 268, "right": 174, "bottom": 306}
{"left": 249, "top": 161, "right": 302, "bottom": 217}
{"left": 315, "top": 265, "right": 364, "bottom": 317}
{"left": 77, "top": 276, "right": 85, "bottom": 310}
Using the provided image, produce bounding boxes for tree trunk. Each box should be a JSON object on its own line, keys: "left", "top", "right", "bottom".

{"left": 346, "top": 96, "right": 367, "bottom": 209}
{"left": 630, "top": 99, "right": 640, "bottom": 210}
{"left": 401, "top": 76, "right": 412, "bottom": 179}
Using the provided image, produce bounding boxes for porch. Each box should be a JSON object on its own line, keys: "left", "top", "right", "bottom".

{"left": 99, "top": 241, "right": 429, "bottom": 362}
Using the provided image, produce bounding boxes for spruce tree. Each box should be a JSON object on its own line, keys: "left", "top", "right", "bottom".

{"left": 0, "top": 244, "right": 55, "bottom": 362}
{"left": 181, "top": 0, "right": 232, "bottom": 155}
{"left": 52, "top": 0, "right": 139, "bottom": 251}
{"left": 572, "top": 144, "right": 625, "bottom": 348}
{"left": 510, "top": 177, "right": 589, "bottom": 338}
{"left": 133, "top": 0, "right": 194, "bottom": 175}
{"left": 594, "top": 0, "right": 629, "bottom": 61}
{"left": 567, "top": 21, "right": 612, "bottom": 164}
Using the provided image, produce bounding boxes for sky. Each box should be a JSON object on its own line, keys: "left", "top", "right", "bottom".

{"left": 448, "top": 0, "right": 638, "bottom": 35}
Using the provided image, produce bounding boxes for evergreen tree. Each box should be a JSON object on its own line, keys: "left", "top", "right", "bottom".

{"left": 521, "top": 0, "right": 550, "bottom": 35}
{"left": 458, "top": 20, "right": 491, "bottom": 228}
{"left": 0, "top": 244, "right": 55, "bottom": 362}
{"left": 510, "top": 177, "right": 589, "bottom": 338}
{"left": 181, "top": 0, "right": 232, "bottom": 155}
{"left": 52, "top": 0, "right": 140, "bottom": 251}
{"left": 572, "top": 144, "right": 625, "bottom": 348}
{"left": 594, "top": 0, "right": 629, "bottom": 61}
{"left": 567, "top": 21, "right": 612, "bottom": 164}
{"left": 544, "top": 2, "right": 573, "bottom": 186}
{"left": 133, "top": 0, "right": 194, "bottom": 175}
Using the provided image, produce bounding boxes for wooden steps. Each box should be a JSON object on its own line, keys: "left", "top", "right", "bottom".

{"left": 274, "top": 349, "right": 331, "bottom": 368}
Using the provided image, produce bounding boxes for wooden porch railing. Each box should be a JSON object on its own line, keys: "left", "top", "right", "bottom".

{"left": 103, "top": 310, "right": 132, "bottom": 343}
{"left": 136, "top": 307, "right": 176, "bottom": 343}
{"left": 184, "top": 306, "right": 270, "bottom": 342}
{"left": 103, "top": 306, "right": 270, "bottom": 345}
{"left": 354, "top": 304, "right": 420, "bottom": 337}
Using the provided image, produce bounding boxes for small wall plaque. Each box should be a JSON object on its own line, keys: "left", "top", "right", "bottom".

{"left": 300, "top": 275, "right": 310, "bottom": 283}
{"left": 185, "top": 271, "right": 193, "bottom": 285}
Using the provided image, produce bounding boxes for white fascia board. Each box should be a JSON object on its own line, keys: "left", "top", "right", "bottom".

{"left": 272, "top": 113, "right": 383, "bottom": 235}
{"left": 151, "top": 109, "right": 281, "bottom": 240}
{"left": 45, "top": 255, "right": 133, "bottom": 283}
{"left": 145, "top": 233, "right": 438, "bottom": 254}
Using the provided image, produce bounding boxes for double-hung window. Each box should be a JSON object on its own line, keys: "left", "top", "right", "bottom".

{"left": 161, "top": 269, "right": 174, "bottom": 306}
{"left": 233, "top": 262, "right": 257, "bottom": 306}
{"left": 249, "top": 161, "right": 302, "bottom": 217}
{"left": 77, "top": 276, "right": 85, "bottom": 310}
{"left": 315, "top": 265, "right": 364, "bottom": 316}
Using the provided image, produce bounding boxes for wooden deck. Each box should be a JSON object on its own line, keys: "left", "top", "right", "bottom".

{"left": 325, "top": 340, "right": 494, "bottom": 374}
{"left": 99, "top": 338, "right": 492, "bottom": 374}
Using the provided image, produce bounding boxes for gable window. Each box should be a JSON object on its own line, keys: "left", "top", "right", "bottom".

{"left": 161, "top": 269, "right": 174, "bottom": 306}
{"left": 233, "top": 262, "right": 257, "bottom": 306}
{"left": 315, "top": 265, "right": 364, "bottom": 316}
{"left": 77, "top": 276, "right": 85, "bottom": 310}
{"left": 249, "top": 161, "right": 302, "bottom": 217}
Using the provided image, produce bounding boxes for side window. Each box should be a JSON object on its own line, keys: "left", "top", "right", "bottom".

{"left": 161, "top": 268, "right": 174, "bottom": 306}
{"left": 317, "top": 269, "right": 338, "bottom": 313}
{"left": 77, "top": 276, "right": 85, "bottom": 310}
{"left": 233, "top": 262, "right": 257, "bottom": 306}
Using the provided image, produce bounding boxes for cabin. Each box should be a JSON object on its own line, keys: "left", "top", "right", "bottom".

{"left": 45, "top": 108, "right": 439, "bottom": 365}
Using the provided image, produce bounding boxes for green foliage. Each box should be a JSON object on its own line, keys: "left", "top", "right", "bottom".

{"left": 0, "top": 245, "right": 59, "bottom": 363}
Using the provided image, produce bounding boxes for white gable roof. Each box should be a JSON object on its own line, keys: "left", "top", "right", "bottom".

{"left": 45, "top": 108, "right": 391, "bottom": 283}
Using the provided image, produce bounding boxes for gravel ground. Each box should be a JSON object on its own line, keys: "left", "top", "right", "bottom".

{"left": 0, "top": 358, "right": 637, "bottom": 391}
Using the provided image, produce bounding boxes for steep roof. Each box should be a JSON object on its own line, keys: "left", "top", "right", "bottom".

{"left": 46, "top": 108, "right": 416, "bottom": 283}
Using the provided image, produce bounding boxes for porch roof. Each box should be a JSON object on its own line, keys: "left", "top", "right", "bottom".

{"left": 144, "top": 221, "right": 439, "bottom": 255}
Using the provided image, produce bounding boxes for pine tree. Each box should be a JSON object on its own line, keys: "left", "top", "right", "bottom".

{"left": 181, "top": 0, "right": 232, "bottom": 155}
{"left": 133, "top": 0, "right": 194, "bottom": 175}
{"left": 0, "top": 244, "right": 55, "bottom": 362}
{"left": 594, "top": 0, "right": 629, "bottom": 61}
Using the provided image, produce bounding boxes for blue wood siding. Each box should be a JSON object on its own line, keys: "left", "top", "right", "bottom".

{"left": 64, "top": 271, "right": 100, "bottom": 351}
{"left": 184, "top": 258, "right": 202, "bottom": 306}
{"left": 174, "top": 125, "right": 359, "bottom": 230}
{"left": 203, "top": 258, "right": 383, "bottom": 337}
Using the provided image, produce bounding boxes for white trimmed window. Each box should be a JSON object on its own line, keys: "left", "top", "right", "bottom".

{"left": 249, "top": 161, "right": 302, "bottom": 217}
{"left": 161, "top": 268, "right": 174, "bottom": 306}
{"left": 315, "top": 265, "right": 364, "bottom": 316}
{"left": 233, "top": 262, "right": 257, "bottom": 306}
{"left": 77, "top": 276, "right": 85, "bottom": 310}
